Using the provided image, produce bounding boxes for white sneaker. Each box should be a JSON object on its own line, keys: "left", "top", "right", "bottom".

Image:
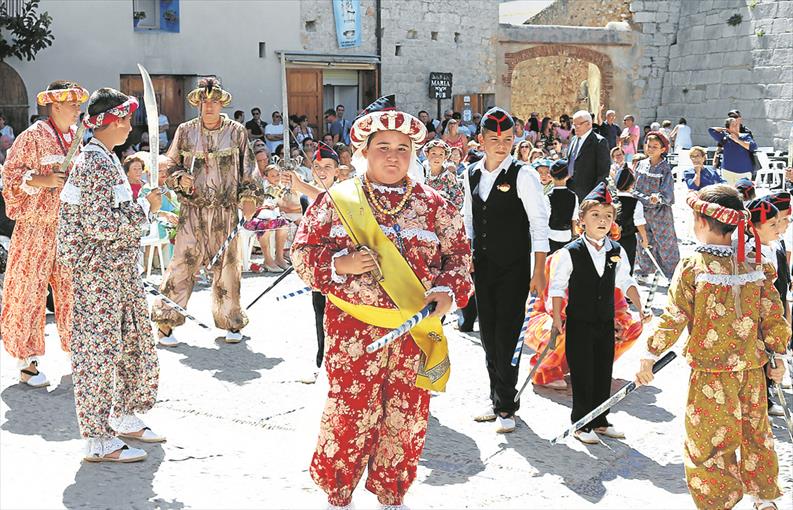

{"left": 595, "top": 425, "right": 626, "bottom": 439}
{"left": 496, "top": 415, "right": 516, "bottom": 433}
{"left": 158, "top": 328, "right": 179, "bottom": 347}
{"left": 473, "top": 408, "right": 497, "bottom": 422}
{"left": 574, "top": 429, "right": 600, "bottom": 444}
{"left": 225, "top": 330, "right": 243, "bottom": 343}
{"left": 298, "top": 370, "right": 319, "bottom": 384}
{"left": 540, "top": 379, "right": 567, "bottom": 390}
{"left": 769, "top": 404, "right": 785, "bottom": 417}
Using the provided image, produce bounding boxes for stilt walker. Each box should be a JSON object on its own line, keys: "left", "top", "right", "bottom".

{"left": 57, "top": 88, "right": 165, "bottom": 462}
{"left": 150, "top": 78, "right": 263, "bottom": 345}
{"left": 1, "top": 80, "right": 88, "bottom": 387}
{"left": 292, "top": 96, "right": 472, "bottom": 509}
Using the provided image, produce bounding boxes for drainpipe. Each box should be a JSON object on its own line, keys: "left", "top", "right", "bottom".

{"left": 376, "top": 0, "right": 382, "bottom": 95}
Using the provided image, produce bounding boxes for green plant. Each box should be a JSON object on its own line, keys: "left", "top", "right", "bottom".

{"left": 133, "top": 11, "right": 147, "bottom": 20}
{"left": 0, "top": 0, "right": 54, "bottom": 62}
{"left": 163, "top": 9, "right": 177, "bottom": 23}
{"left": 727, "top": 13, "right": 743, "bottom": 26}
{"left": 756, "top": 28, "right": 765, "bottom": 37}
{"left": 748, "top": 0, "right": 759, "bottom": 9}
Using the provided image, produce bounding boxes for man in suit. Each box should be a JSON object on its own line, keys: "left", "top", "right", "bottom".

{"left": 566, "top": 110, "right": 610, "bottom": 201}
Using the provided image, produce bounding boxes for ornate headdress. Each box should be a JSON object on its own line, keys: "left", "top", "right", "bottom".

{"left": 187, "top": 77, "right": 232, "bottom": 107}
{"left": 36, "top": 83, "right": 89, "bottom": 106}
{"left": 82, "top": 96, "right": 139, "bottom": 129}
{"left": 349, "top": 95, "right": 426, "bottom": 152}
{"left": 422, "top": 139, "right": 452, "bottom": 159}
{"left": 686, "top": 191, "right": 758, "bottom": 264}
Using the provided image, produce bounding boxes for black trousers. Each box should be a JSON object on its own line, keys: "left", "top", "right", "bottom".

{"left": 620, "top": 232, "right": 637, "bottom": 275}
{"left": 459, "top": 282, "right": 478, "bottom": 328}
{"left": 474, "top": 258, "right": 530, "bottom": 415}
{"left": 312, "top": 291, "right": 326, "bottom": 368}
{"left": 565, "top": 319, "right": 615, "bottom": 431}
{"left": 549, "top": 239, "right": 568, "bottom": 255}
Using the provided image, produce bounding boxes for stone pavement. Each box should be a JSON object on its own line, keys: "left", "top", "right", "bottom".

{"left": 1, "top": 183, "right": 792, "bottom": 509}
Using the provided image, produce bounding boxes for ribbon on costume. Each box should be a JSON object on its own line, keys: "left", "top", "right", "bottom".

{"left": 686, "top": 192, "right": 759, "bottom": 265}
{"left": 82, "top": 97, "right": 139, "bottom": 129}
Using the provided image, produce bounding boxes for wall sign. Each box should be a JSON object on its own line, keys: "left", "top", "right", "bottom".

{"left": 333, "top": 0, "right": 361, "bottom": 49}
{"left": 429, "top": 72, "right": 452, "bottom": 99}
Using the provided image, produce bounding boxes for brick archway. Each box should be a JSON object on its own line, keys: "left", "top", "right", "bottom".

{"left": 503, "top": 45, "right": 614, "bottom": 104}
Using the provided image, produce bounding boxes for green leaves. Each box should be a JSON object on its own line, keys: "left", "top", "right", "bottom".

{"left": 0, "top": 0, "right": 55, "bottom": 62}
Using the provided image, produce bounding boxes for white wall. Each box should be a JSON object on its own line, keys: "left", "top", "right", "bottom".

{"left": 8, "top": 0, "right": 303, "bottom": 120}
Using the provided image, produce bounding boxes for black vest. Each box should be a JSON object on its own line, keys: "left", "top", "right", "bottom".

{"left": 565, "top": 237, "right": 619, "bottom": 323}
{"left": 469, "top": 160, "right": 531, "bottom": 267}
{"left": 548, "top": 187, "right": 577, "bottom": 231}
{"left": 774, "top": 240, "right": 790, "bottom": 309}
{"left": 617, "top": 195, "right": 638, "bottom": 237}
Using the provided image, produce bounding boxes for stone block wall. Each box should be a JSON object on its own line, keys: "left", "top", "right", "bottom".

{"left": 525, "top": 0, "right": 633, "bottom": 26}
{"left": 510, "top": 55, "right": 590, "bottom": 122}
{"left": 300, "top": 0, "right": 498, "bottom": 117}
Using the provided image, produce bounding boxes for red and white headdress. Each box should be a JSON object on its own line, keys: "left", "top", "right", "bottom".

{"left": 36, "top": 86, "right": 89, "bottom": 106}
{"left": 686, "top": 191, "right": 758, "bottom": 264}
{"left": 349, "top": 95, "right": 427, "bottom": 152}
{"left": 82, "top": 96, "right": 139, "bottom": 129}
{"left": 422, "top": 138, "right": 452, "bottom": 159}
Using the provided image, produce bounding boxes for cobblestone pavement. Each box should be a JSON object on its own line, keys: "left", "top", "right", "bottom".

{"left": 1, "top": 184, "right": 792, "bottom": 509}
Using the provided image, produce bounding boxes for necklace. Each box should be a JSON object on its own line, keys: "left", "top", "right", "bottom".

{"left": 48, "top": 118, "right": 69, "bottom": 155}
{"left": 364, "top": 176, "right": 414, "bottom": 216}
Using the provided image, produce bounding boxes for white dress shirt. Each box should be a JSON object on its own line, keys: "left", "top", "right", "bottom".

{"left": 548, "top": 234, "right": 637, "bottom": 299}
{"left": 617, "top": 192, "right": 646, "bottom": 227}
{"left": 547, "top": 187, "right": 578, "bottom": 243}
{"left": 568, "top": 128, "right": 593, "bottom": 160}
{"left": 462, "top": 154, "right": 550, "bottom": 253}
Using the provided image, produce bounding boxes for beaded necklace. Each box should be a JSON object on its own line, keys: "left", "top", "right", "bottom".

{"left": 363, "top": 175, "right": 414, "bottom": 216}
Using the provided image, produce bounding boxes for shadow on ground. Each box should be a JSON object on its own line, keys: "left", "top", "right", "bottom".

{"left": 420, "top": 414, "right": 486, "bottom": 486}
{"left": 1, "top": 374, "right": 79, "bottom": 441}
{"left": 170, "top": 338, "right": 283, "bottom": 385}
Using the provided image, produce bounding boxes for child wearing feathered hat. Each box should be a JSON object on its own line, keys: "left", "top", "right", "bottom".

{"left": 637, "top": 184, "right": 788, "bottom": 510}
{"left": 550, "top": 182, "right": 647, "bottom": 445}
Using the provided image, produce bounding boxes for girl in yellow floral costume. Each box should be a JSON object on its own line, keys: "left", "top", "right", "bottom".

{"left": 637, "top": 184, "right": 789, "bottom": 510}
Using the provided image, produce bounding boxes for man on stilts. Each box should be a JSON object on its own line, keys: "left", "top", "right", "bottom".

{"left": 150, "top": 78, "right": 262, "bottom": 345}
{"left": 1, "top": 80, "right": 88, "bottom": 387}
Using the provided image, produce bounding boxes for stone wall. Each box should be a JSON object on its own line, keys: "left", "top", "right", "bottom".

{"left": 526, "top": 0, "right": 633, "bottom": 26}
{"left": 657, "top": 0, "right": 792, "bottom": 149}
{"left": 300, "top": 0, "right": 498, "bottom": 117}
{"left": 510, "top": 56, "right": 590, "bottom": 121}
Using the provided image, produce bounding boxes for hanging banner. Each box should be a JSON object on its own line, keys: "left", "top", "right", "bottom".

{"left": 333, "top": 0, "right": 361, "bottom": 49}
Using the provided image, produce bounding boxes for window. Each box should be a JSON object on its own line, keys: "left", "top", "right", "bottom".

{"left": 133, "top": 0, "right": 180, "bottom": 32}
{"left": 0, "top": 0, "right": 24, "bottom": 17}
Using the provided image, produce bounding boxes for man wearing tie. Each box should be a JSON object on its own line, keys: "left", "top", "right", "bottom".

{"left": 566, "top": 110, "right": 611, "bottom": 202}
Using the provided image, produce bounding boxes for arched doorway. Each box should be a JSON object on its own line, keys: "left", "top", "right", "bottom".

{"left": 0, "top": 63, "right": 29, "bottom": 135}
{"left": 505, "top": 45, "right": 613, "bottom": 123}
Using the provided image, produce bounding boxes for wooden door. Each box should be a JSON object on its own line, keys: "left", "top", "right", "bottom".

{"left": 0, "top": 62, "right": 29, "bottom": 134}
{"left": 287, "top": 69, "right": 322, "bottom": 134}
{"left": 120, "top": 74, "right": 185, "bottom": 147}
{"left": 359, "top": 69, "right": 379, "bottom": 114}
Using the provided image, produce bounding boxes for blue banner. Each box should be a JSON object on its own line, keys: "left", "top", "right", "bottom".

{"left": 333, "top": 0, "right": 361, "bottom": 49}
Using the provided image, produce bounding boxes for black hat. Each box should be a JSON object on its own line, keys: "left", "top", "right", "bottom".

{"left": 583, "top": 182, "right": 613, "bottom": 204}
{"left": 314, "top": 141, "right": 339, "bottom": 163}
{"left": 480, "top": 107, "right": 515, "bottom": 136}
{"left": 615, "top": 164, "right": 636, "bottom": 191}
{"left": 745, "top": 198, "right": 778, "bottom": 225}
{"left": 549, "top": 159, "right": 568, "bottom": 179}
{"left": 357, "top": 95, "right": 396, "bottom": 118}
{"left": 764, "top": 191, "right": 791, "bottom": 212}
{"left": 735, "top": 177, "right": 754, "bottom": 192}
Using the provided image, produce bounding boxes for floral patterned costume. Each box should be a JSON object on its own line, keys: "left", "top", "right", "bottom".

{"left": 292, "top": 180, "right": 472, "bottom": 506}
{"left": 647, "top": 246, "right": 789, "bottom": 509}
{"left": 524, "top": 254, "right": 643, "bottom": 385}
{"left": 633, "top": 157, "right": 679, "bottom": 279}
{"left": 424, "top": 167, "right": 464, "bottom": 210}
{"left": 1, "top": 120, "right": 74, "bottom": 362}
{"left": 150, "top": 115, "right": 261, "bottom": 331}
{"left": 57, "top": 139, "right": 158, "bottom": 440}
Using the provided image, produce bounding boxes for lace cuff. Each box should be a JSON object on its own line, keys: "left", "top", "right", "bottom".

{"left": 20, "top": 170, "right": 40, "bottom": 196}
{"left": 85, "top": 437, "right": 126, "bottom": 458}
{"left": 425, "top": 285, "right": 457, "bottom": 313}
{"left": 331, "top": 248, "right": 349, "bottom": 284}
{"left": 109, "top": 413, "right": 146, "bottom": 434}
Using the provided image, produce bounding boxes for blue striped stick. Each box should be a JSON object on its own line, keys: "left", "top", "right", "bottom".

{"left": 142, "top": 281, "right": 211, "bottom": 329}
{"left": 366, "top": 302, "right": 437, "bottom": 354}
{"left": 207, "top": 217, "right": 246, "bottom": 269}
{"left": 274, "top": 286, "right": 311, "bottom": 302}
{"left": 510, "top": 294, "right": 539, "bottom": 367}
{"left": 515, "top": 327, "right": 559, "bottom": 402}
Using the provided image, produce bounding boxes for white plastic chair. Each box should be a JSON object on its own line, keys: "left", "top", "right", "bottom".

{"left": 755, "top": 152, "right": 785, "bottom": 188}
{"left": 140, "top": 222, "right": 171, "bottom": 278}
{"left": 240, "top": 227, "right": 258, "bottom": 272}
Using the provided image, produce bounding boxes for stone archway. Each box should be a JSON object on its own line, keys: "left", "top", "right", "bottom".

{"left": 503, "top": 45, "right": 614, "bottom": 121}
{"left": 0, "top": 62, "right": 29, "bottom": 135}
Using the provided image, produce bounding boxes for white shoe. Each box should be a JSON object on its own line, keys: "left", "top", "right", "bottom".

{"left": 298, "top": 370, "right": 319, "bottom": 384}
{"left": 496, "top": 415, "right": 516, "bottom": 433}
{"left": 473, "top": 408, "right": 497, "bottom": 422}
{"left": 540, "top": 379, "right": 567, "bottom": 390}
{"left": 595, "top": 425, "right": 626, "bottom": 439}
{"left": 225, "top": 330, "right": 243, "bottom": 343}
{"left": 769, "top": 404, "right": 785, "bottom": 417}
{"left": 19, "top": 360, "right": 49, "bottom": 388}
{"left": 84, "top": 437, "right": 147, "bottom": 463}
{"left": 574, "top": 429, "right": 600, "bottom": 444}
{"left": 381, "top": 505, "right": 409, "bottom": 510}
{"left": 158, "top": 328, "right": 179, "bottom": 347}
{"left": 327, "top": 503, "right": 355, "bottom": 510}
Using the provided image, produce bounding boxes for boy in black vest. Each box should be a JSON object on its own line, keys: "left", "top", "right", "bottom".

{"left": 463, "top": 107, "right": 550, "bottom": 434}
{"left": 549, "top": 182, "right": 648, "bottom": 444}
{"left": 547, "top": 159, "right": 578, "bottom": 254}
{"left": 613, "top": 165, "right": 649, "bottom": 273}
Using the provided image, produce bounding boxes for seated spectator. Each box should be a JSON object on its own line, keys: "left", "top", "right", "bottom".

{"left": 682, "top": 146, "right": 724, "bottom": 191}
{"left": 333, "top": 143, "right": 352, "bottom": 167}
{"left": 234, "top": 110, "right": 244, "bottom": 124}
{"left": 513, "top": 118, "right": 527, "bottom": 144}
{"left": 450, "top": 146, "right": 465, "bottom": 175}
{"left": 321, "top": 133, "right": 333, "bottom": 147}
{"left": 337, "top": 164, "right": 355, "bottom": 182}
{"left": 442, "top": 118, "right": 467, "bottom": 154}
{"left": 529, "top": 147, "right": 545, "bottom": 164}
{"left": 513, "top": 140, "right": 533, "bottom": 163}
{"left": 609, "top": 146, "right": 625, "bottom": 179}
{"left": 123, "top": 154, "right": 145, "bottom": 199}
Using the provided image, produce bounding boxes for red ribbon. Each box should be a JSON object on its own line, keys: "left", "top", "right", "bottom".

{"left": 485, "top": 113, "right": 510, "bottom": 136}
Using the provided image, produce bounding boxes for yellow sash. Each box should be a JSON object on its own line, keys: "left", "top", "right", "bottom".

{"left": 327, "top": 178, "right": 450, "bottom": 392}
